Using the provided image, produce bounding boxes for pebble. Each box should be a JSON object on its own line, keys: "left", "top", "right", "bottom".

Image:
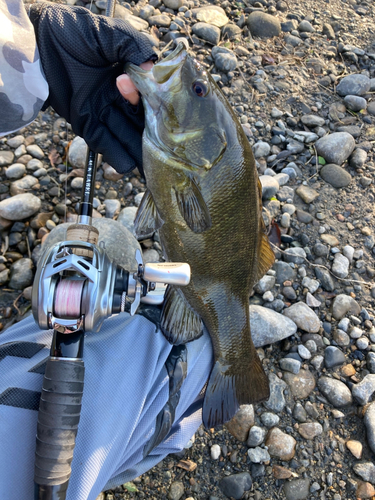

{"left": 346, "top": 440, "right": 362, "bottom": 459}
{"left": 263, "top": 372, "right": 287, "bottom": 412}
{"left": 219, "top": 472, "right": 252, "bottom": 500}
{"left": 320, "top": 164, "right": 351, "bottom": 188}
{"left": 0, "top": 150, "right": 14, "bottom": 166}
{"left": 298, "top": 422, "right": 323, "bottom": 440}
{"left": 247, "top": 426, "right": 267, "bottom": 447}
{"left": 192, "top": 22, "right": 220, "bottom": 45}
{"left": 5, "top": 163, "right": 26, "bottom": 180}
{"left": 297, "top": 344, "right": 311, "bottom": 360}
{"left": 260, "top": 412, "right": 279, "bottom": 428}
{"left": 104, "top": 199, "right": 121, "bottom": 219}
{"left": 353, "top": 462, "right": 375, "bottom": 483}
{"left": 168, "top": 481, "right": 184, "bottom": 500}
{"left": 315, "top": 132, "right": 355, "bottom": 165}
{"left": 26, "top": 144, "right": 44, "bottom": 159}
{"left": 210, "top": 444, "right": 221, "bottom": 460}
{"left": 250, "top": 305, "right": 297, "bottom": 347}
{"left": 0, "top": 193, "right": 41, "bottom": 220}
{"left": 356, "top": 482, "right": 375, "bottom": 499}
{"left": 283, "top": 302, "right": 320, "bottom": 333}
{"left": 259, "top": 175, "right": 280, "bottom": 199}
{"left": 68, "top": 136, "right": 88, "bottom": 168}
{"left": 225, "top": 405, "right": 254, "bottom": 442}
{"left": 352, "top": 375, "right": 375, "bottom": 405}
{"left": 332, "top": 294, "right": 361, "bottom": 320}
{"left": 283, "top": 247, "right": 306, "bottom": 265}
{"left": 283, "top": 478, "right": 311, "bottom": 500}
{"left": 280, "top": 357, "right": 301, "bottom": 374}
{"left": 194, "top": 6, "right": 229, "bottom": 27}
{"left": 283, "top": 369, "right": 316, "bottom": 399}
{"left": 247, "top": 446, "right": 270, "bottom": 464}
{"left": 318, "top": 377, "right": 353, "bottom": 407}
{"left": 344, "top": 95, "right": 367, "bottom": 111}
{"left": 265, "top": 427, "right": 296, "bottom": 460}
{"left": 247, "top": 11, "right": 281, "bottom": 38}
{"left": 336, "top": 74, "right": 371, "bottom": 96}
{"left": 9, "top": 258, "right": 34, "bottom": 289}
{"left": 117, "top": 206, "right": 138, "bottom": 234}
{"left": 295, "top": 185, "right": 319, "bottom": 204}
{"left": 332, "top": 253, "right": 349, "bottom": 278}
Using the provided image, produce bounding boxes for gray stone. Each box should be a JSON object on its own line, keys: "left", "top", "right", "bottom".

{"left": 148, "top": 14, "right": 171, "bottom": 28}
{"left": 364, "top": 402, "right": 375, "bottom": 454}
{"left": 301, "top": 115, "right": 325, "bottom": 127}
{"left": 213, "top": 52, "right": 237, "bottom": 72}
{"left": 293, "top": 402, "right": 307, "bottom": 422}
{"left": 367, "top": 352, "right": 375, "bottom": 374}
{"left": 162, "top": 0, "right": 183, "bottom": 9}
{"left": 68, "top": 136, "right": 87, "bottom": 169}
{"left": 333, "top": 329, "right": 350, "bottom": 347}
{"left": 280, "top": 357, "right": 301, "bottom": 374}
{"left": 43, "top": 219, "right": 141, "bottom": 270}
{"left": 143, "top": 249, "right": 160, "bottom": 264}
{"left": 332, "top": 294, "right": 361, "bottom": 320}
{"left": 298, "top": 344, "right": 311, "bottom": 360}
{"left": 254, "top": 275, "right": 276, "bottom": 294}
{"left": 332, "top": 253, "right": 350, "bottom": 278}
{"left": 5, "top": 163, "right": 26, "bottom": 180}
{"left": 247, "top": 11, "right": 281, "bottom": 38}
{"left": 298, "top": 20, "right": 315, "bottom": 32}
{"left": 71, "top": 177, "right": 84, "bottom": 190}
{"left": 9, "top": 258, "right": 34, "bottom": 290}
{"left": 6, "top": 135, "right": 24, "bottom": 148}
{"left": 260, "top": 412, "right": 280, "bottom": 428}
{"left": 344, "top": 95, "right": 367, "bottom": 111}
{"left": 274, "top": 261, "right": 296, "bottom": 284}
{"left": 314, "top": 267, "right": 334, "bottom": 292}
{"left": 283, "top": 370, "right": 316, "bottom": 399}
{"left": 222, "top": 23, "right": 242, "bottom": 40}
{"left": 302, "top": 277, "right": 319, "bottom": 294}
{"left": 247, "top": 425, "right": 267, "bottom": 447}
{"left": 284, "top": 479, "right": 311, "bottom": 500}
{"left": 318, "top": 377, "right": 353, "bottom": 407}
{"left": 320, "top": 164, "right": 351, "bottom": 188}
{"left": 168, "top": 481, "right": 184, "bottom": 500}
{"left": 0, "top": 193, "right": 41, "bottom": 220}
{"left": 283, "top": 302, "right": 320, "bottom": 333}
{"left": 194, "top": 6, "right": 229, "bottom": 28}
{"left": 26, "top": 144, "right": 44, "bottom": 159}
{"left": 324, "top": 346, "right": 346, "bottom": 368}
{"left": 253, "top": 141, "right": 271, "bottom": 158}
{"left": 259, "top": 175, "right": 279, "bottom": 199}
{"left": 27, "top": 158, "right": 43, "bottom": 171}
{"left": 353, "top": 462, "right": 375, "bottom": 483}
{"left": 0, "top": 151, "right": 14, "bottom": 167}
{"left": 336, "top": 74, "right": 371, "bottom": 96}
{"left": 192, "top": 22, "right": 220, "bottom": 45}
{"left": 225, "top": 405, "right": 254, "bottom": 442}
{"left": 352, "top": 375, "right": 375, "bottom": 405}
{"left": 263, "top": 372, "right": 287, "bottom": 412}
{"left": 315, "top": 132, "right": 355, "bottom": 165}
{"left": 350, "top": 148, "right": 368, "bottom": 169}
{"left": 295, "top": 185, "right": 319, "bottom": 204}
{"left": 283, "top": 248, "right": 306, "bottom": 265}
{"left": 219, "top": 472, "right": 252, "bottom": 500}
{"left": 250, "top": 305, "right": 297, "bottom": 347}
{"left": 125, "top": 14, "right": 149, "bottom": 31}
{"left": 104, "top": 199, "right": 121, "bottom": 219}
{"left": 284, "top": 34, "right": 301, "bottom": 47}
{"left": 10, "top": 175, "right": 38, "bottom": 195}
{"left": 247, "top": 447, "right": 270, "bottom": 463}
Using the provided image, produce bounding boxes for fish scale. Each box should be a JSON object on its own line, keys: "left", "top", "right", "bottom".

{"left": 126, "top": 43, "right": 275, "bottom": 428}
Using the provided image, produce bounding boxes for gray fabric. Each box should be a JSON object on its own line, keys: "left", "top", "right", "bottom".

{"left": 0, "top": 313, "right": 213, "bottom": 499}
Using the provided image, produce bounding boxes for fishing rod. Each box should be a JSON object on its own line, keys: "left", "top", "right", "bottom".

{"left": 31, "top": 1, "right": 190, "bottom": 499}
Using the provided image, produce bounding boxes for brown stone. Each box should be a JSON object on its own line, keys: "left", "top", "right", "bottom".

{"left": 265, "top": 427, "right": 296, "bottom": 460}
{"left": 298, "top": 422, "right": 323, "bottom": 440}
{"left": 272, "top": 465, "right": 294, "bottom": 479}
{"left": 341, "top": 364, "right": 356, "bottom": 377}
{"left": 321, "top": 234, "right": 340, "bottom": 247}
{"left": 356, "top": 481, "right": 375, "bottom": 499}
{"left": 346, "top": 439, "right": 362, "bottom": 459}
{"left": 225, "top": 404, "right": 254, "bottom": 441}
{"left": 283, "top": 369, "right": 316, "bottom": 399}
{"left": 30, "top": 212, "right": 54, "bottom": 230}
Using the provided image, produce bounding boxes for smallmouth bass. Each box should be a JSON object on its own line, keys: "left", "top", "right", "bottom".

{"left": 126, "top": 43, "right": 275, "bottom": 428}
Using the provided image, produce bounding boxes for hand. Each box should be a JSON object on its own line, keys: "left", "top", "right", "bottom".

{"left": 29, "top": 3, "right": 157, "bottom": 174}
{"left": 117, "top": 61, "right": 154, "bottom": 106}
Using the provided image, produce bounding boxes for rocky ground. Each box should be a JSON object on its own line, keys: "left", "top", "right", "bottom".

{"left": 2, "top": 0, "right": 375, "bottom": 498}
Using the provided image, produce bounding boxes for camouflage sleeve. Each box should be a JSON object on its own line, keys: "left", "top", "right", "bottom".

{"left": 0, "top": 0, "right": 49, "bottom": 135}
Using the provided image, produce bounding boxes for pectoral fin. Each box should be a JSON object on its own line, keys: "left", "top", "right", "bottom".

{"left": 174, "top": 178, "right": 211, "bottom": 233}
{"left": 134, "top": 189, "right": 164, "bottom": 238}
{"left": 161, "top": 286, "right": 203, "bottom": 344}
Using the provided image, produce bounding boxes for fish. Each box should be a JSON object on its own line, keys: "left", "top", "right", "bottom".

{"left": 126, "top": 43, "right": 275, "bottom": 428}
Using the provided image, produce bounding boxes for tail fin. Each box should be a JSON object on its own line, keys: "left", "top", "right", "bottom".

{"left": 202, "top": 354, "right": 269, "bottom": 428}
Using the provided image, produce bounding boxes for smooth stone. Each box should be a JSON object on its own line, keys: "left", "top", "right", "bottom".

{"left": 250, "top": 305, "right": 297, "bottom": 347}
{"left": 43, "top": 219, "right": 141, "bottom": 270}
{"left": 283, "top": 479, "right": 311, "bottom": 500}
{"left": 367, "top": 352, "right": 375, "bottom": 374}
{"left": 260, "top": 412, "right": 279, "bottom": 428}
{"left": 259, "top": 175, "right": 280, "bottom": 199}
{"left": 283, "top": 370, "right": 316, "bottom": 399}
{"left": 332, "top": 253, "right": 349, "bottom": 278}
{"left": 295, "top": 185, "right": 319, "bottom": 203}
{"left": 102, "top": 163, "right": 123, "bottom": 181}
{"left": 283, "top": 247, "right": 306, "bottom": 265}
{"left": 353, "top": 463, "right": 375, "bottom": 483}
{"left": 10, "top": 175, "right": 38, "bottom": 195}
{"left": 211, "top": 444, "right": 221, "bottom": 460}
{"left": 320, "top": 234, "right": 339, "bottom": 247}
{"left": 26, "top": 144, "right": 44, "bottom": 159}
{"left": 117, "top": 206, "right": 138, "bottom": 235}
{"left": 352, "top": 375, "right": 375, "bottom": 405}
{"left": 346, "top": 440, "right": 362, "bottom": 459}
{"left": 71, "top": 177, "right": 84, "bottom": 190}
{"left": 247, "top": 425, "right": 267, "bottom": 447}
{"left": 298, "top": 422, "right": 323, "bottom": 440}
{"left": 283, "top": 302, "right": 320, "bottom": 333}
{"left": 125, "top": 14, "right": 149, "bottom": 31}
{"left": 280, "top": 357, "right": 301, "bottom": 374}
{"left": 293, "top": 402, "right": 307, "bottom": 422}
{"left": 247, "top": 11, "right": 281, "bottom": 38}
{"left": 104, "top": 199, "right": 121, "bottom": 219}
{"left": 254, "top": 275, "right": 276, "bottom": 294}
{"left": 68, "top": 136, "right": 87, "bottom": 169}
{"left": 301, "top": 115, "right": 325, "bottom": 127}
{"left": 356, "top": 482, "right": 375, "bottom": 499}
{"left": 219, "top": 472, "right": 252, "bottom": 500}
{"left": 0, "top": 151, "right": 15, "bottom": 166}
{"left": 192, "top": 22, "right": 221, "bottom": 45}
{"left": 9, "top": 258, "right": 34, "bottom": 289}
{"left": 5, "top": 163, "right": 26, "bottom": 180}
{"left": 274, "top": 261, "right": 296, "bottom": 284}
{"left": 298, "top": 344, "right": 311, "bottom": 360}
{"left": 336, "top": 74, "right": 371, "bottom": 96}
{"left": 148, "top": 14, "right": 171, "bottom": 28}
{"left": 318, "top": 377, "right": 353, "bottom": 407}
{"left": 302, "top": 277, "right": 319, "bottom": 293}
{"left": 350, "top": 148, "right": 368, "bottom": 169}
{"left": 332, "top": 294, "right": 361, "bottom": 320}
{"left": 6, "top": 135, "right": 24, "bottom": 148}
{"left": 344, "top": 95, "right": 367, "bottom": 111}
{"left": 247, "top": 447, "right": 270, "bottom": 463}
{"left": 27, "top": 158, "right": 43, "bottom": 171}
{"left": 193, "top": 6, "right": 229, "bottom": 28}
{"left": 222, "top": 23, "right": 242, "bottom": 39}
{"left": 325, "top": 346, "right": 346, "bottom": 368}
{"left": 162, "top": 0, "right": 183, "bottom": 9}
{"left": 0, "top": 193, "right": 41, "bottom": 220}
{"left": 225, "top": 405, "right": 254, "bottom": 442}
{"left": 266, "top": 427, "right": 296, "bottom": 460}
{"left": 298, "top": 20, "right": 314, "bottom": 32}
{"left": 320, "top": 164, "right": 351, "bottom": 188}
{"left": 213, "top": 52, "right": 237, "bottom": 72}
{"left": 253, "top": 141, "right": 271, "bottom": 158}
{"left": 315, "top": 132, "right": 355, "bottom": 165}
{"left": 332, "top": 329, "right": 350, "bottom": 348}
{"left": 168, "top": 481, "right": 184, "bottom": 500}
{"left": 364, "top": 402, "right": 375, "bottom": 454}
{"left": 314, "top": 267, "right": 334, "bottom": 292}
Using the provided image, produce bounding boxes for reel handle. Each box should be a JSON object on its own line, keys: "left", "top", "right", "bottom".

{"left": 143, "top": 262, "right": 191, "bottom": 286}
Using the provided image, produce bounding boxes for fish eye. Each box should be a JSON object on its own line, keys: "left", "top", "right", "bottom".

{"left": 192, "top": 80, "right": 208, "bottom": 97}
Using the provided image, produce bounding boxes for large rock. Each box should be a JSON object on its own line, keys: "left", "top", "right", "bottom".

{"left": 250, "top": 305, "right": 297, "bottom": 347}
{"left": 336, "top": 74, "right": 371, "bottom": 96}
{"left": 315, "top": 132, "right": 355, "bottom": 165}
{"left": 0, "top": 193, "right": 41, "bottom": 220}
{"left": 247, "top": 11, "right": 281, "bottom": 38}
{"left": 43, "top": 219, "right": 141, "bottom": 271}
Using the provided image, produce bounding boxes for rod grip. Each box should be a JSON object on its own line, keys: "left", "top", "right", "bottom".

{"left": 34, "top": 358, "right": 85, "bottom": 496}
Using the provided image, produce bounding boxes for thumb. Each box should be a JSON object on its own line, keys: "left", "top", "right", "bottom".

{"left": 116, "top": 61, "right": 154, "bottom": 106}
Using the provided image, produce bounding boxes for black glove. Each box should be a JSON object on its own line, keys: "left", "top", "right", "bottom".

{"left": 29, "top": 3, "right": 157, "bottom": 175}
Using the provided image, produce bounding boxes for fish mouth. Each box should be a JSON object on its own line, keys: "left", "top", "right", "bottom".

{"left": 125, "top": 42, "right": 187, "bottom": 95}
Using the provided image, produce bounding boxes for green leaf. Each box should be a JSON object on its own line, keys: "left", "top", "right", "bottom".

{"left": 270, "top": 196, "right": 278, "bottom": 201}
{"left": 123, "top": 482, "right": 138, "bottom": 493}
{"left": 318, "top": 156, "right": 326, "bottom": 165}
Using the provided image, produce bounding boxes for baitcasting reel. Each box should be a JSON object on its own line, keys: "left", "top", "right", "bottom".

{"left": 32, "top": 219, "right": 191, "bottom": 335}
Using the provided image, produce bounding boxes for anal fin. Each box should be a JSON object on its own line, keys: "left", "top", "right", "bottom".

{"left": 134, "top": 189, "right": 163, "bottom": 239}
{"left": 174, "top": 178, "right": 211, "bottom": 233}
{"left": 161, "top": 286, "right": 203, "bottom": 345}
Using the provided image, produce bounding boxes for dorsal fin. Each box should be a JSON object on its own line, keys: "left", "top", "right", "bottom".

{"left": 161, "top": 286, "right": 203, "bottom": 345}
{"left": 134, "top": 189, "right": 163, "bottom": 238}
